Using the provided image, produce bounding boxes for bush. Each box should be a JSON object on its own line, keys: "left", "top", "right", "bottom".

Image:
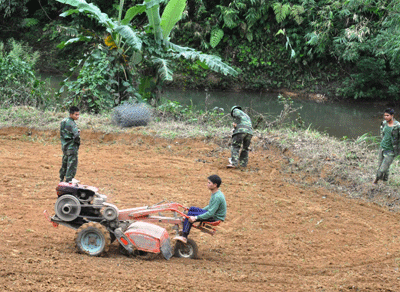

{"left": 0, "top": 39, "right": 54, "bottom": 108}
{"left": 61, "top": 48, "right": 139, "bottom": 113}
{"left": 338, "top": 56, "right": 400, "bottom": 100}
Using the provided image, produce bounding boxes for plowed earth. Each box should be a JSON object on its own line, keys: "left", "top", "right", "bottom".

{"left": 1, "top": 127, "right": 400, "bottom": 292}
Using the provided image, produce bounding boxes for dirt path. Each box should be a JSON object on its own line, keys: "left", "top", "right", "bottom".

{"left": 1, "top": 127, "right": 400, "bottom": 291}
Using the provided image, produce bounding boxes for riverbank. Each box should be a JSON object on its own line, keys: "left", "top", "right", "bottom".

{"left": 35, "top": 72, "right": 396, "bottom": 139}
{"left": 1, "top": 106, "right": 399, "bottom": 211}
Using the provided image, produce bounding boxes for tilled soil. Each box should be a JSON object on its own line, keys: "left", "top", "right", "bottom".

{"left": 1, "top": 127, "right": 400, "bottom": 292}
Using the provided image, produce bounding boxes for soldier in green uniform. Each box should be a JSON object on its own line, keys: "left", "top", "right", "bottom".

{"left": 59, "top": 106, "right": 81, "bottom": 183}
{"left": 227, "top": 106, "right": 253, "bottom": 168}
{"left": 373, "top": 108, "right": 400, "bottom": 184}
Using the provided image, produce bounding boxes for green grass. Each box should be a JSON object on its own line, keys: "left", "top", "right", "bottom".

{"left": 267, "top": 126, "right": 400, "bottom": 211}
{"left": 0, "top": 106, "right": 234, "bottom": 139}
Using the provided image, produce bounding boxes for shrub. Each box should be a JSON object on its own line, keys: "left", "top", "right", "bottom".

{"left": 0, "top": 39, "right": 54, "bottom": 108}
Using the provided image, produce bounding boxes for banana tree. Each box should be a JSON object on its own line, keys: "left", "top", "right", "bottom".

{"left": 57, "top": 0, "right": 237, "bottom": 106}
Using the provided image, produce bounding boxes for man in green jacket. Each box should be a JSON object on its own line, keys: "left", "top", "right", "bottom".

{"left": 227, "top": 105, "right": 253, "bottom": 168}
{"left": 180, "top": 175, "right": 227, "bottom": 243}
{"left": 59, "top": 106, "right": 81, "bottom": 183}
{"left": 373, "top": 108, "right": 400, "bottom": 184}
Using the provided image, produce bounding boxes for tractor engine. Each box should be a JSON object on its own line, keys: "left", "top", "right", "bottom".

{"left": 54, "top": 182, "right": 118, "bottom": 227}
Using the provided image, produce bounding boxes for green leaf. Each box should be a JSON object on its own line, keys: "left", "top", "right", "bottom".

{"left": 210, "top": 28, "right": 224, "bottom": 48}
{"left": 121, "top": 5, "right": 146, "bottom": 25}
{"left": 21, "top": 18, "right": 39, "bottom": 28}
{"left": 57, "top": 0, "right": 114, "bottom": 29}
{"left": 217, "top": 5, "right": 239, "bottom": 29}
{"left": 196, "top": 60, "right": 209, "bottom": 70}
{"left": 57, "top": 36, "right": 93, "bottom": 49}
{"left": 144, "top": 0, "right": 162, "bottom": 40}
{"left": 131, "top": 51, "right": 143, "bottom": 65}
{"left": 246, "top": 31, "right": 253, "bottom": 43}
{"left": 144, "top": 0, "right": 163, "bottom": 10}
{"left": 160, "top": 0, "right": 186, "bottom": 40}
{"left": 59, "top": 8, "right": 80, "bottom": 17}
{"left": 166, "top": 42, "right": 238, "bottom": 76}
{"left": 114, "top": 25, "right": 142, "bottom": 51}
{"left": 152, "top": 57, "right": 173, "bottom": 81}
{"left": 273, "top": 3, "right": 290, "bottom": 23}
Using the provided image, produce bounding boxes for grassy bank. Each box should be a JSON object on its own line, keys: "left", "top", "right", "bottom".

{"left": 267, "top": 127, "right": 400, "bottom": 212}
{"left": 1, "top": 106, "right": 399, "bottom": 212}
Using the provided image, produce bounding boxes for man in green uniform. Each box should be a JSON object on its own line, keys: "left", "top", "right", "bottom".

{"left": 227, "top": 106, "right": 253, "bottom": 168}
{"left": 59, "top": 106, "right": 81, "bottom": 183}
{"left": 373, "top": 108, "right": 400, "bottom": 184}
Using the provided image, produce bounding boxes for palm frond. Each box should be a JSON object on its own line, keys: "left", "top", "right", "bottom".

{"left": 57, "top": 0, "right": 114, "bottom": 29}
{"left": 217, "top": 5, "right": 239, "bottom": 29}
{"left": 114, "top": 25, "right": 143, "bottom": 51}
{"left": 57, "top": 0, "right": 143, "bottom": 51}
{"left": 57, "top": 36, "right": 93, "bottom": 49}
{"left": 121, "top": 5, "right": 146, "bottom": 25}
{"left": 166, "top": 42, "right": 238, "bottom": 76}
{"left": 151, "top": 57, "right": 173, "bottom": 81}
{"left": 245, "top": 8, "right": 262, "bottom": 27}
{"left": 144, "top": 0, "right": 164, "bottom": 9}
{"left": 144, "top": 0, "right": 162, "bottom": 40}
{"left": 291, "top": 5, "right": 305, "bottom": 25}
{"left": 210, "top": 28, "right": 224, "bottom": 48}
{"left": 21, "top": 18, "right": 39, "bottom": 28}
{"left": 273, "top": 3, "right": 291, "bottom": 23}
{"left": 160, "top": 0, "right": 186, "bottom": 40}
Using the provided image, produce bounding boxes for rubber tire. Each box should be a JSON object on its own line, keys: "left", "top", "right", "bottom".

{"left": 174, "top": 238, "right": 198, "bottom": 259}
{"left": 75, "top": 222, "right": 111, "bottom": 256}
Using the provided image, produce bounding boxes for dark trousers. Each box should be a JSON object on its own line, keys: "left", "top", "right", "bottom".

{"left": 376, "top": 149, "right": 395, "bottom": 181}
{"left": 182, "top": 207, "right": 216, "bottom": 238}
{"left": 231, "top": 133, "right": 252, "bottom": 167}
{"left": 59, "top": 150, "right": 78, "bottom": 182}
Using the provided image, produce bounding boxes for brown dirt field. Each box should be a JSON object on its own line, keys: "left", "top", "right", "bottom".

{"left": 1, "top": 127, "right": 400, "bottom": 292}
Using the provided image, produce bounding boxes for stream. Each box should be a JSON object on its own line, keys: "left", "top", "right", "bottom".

{"left": 43, "top": 74, "right": 393, "bottom": 139}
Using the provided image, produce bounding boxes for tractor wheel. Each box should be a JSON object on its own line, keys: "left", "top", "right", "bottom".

{"left": 174, "top": 238, "right": 198, "bottom": 259}
{"left": 75, "top": 222, "right": 111, "bottom": 256}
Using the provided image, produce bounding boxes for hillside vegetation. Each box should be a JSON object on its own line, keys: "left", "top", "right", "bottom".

{"left": 1, "top": 0, "right": 399, "bottom": 106}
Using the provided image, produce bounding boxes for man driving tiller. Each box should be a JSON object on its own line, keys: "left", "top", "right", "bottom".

{"left": 177, "top": 175, "right": 227, "bottom": 243}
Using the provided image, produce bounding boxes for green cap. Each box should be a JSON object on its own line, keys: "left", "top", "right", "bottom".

{"left": 230, "top": 105, "right": 242, "bottom": 117}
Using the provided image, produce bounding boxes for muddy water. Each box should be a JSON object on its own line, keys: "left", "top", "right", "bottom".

{"left": 162, "top": 89, "right": 390, "bottom": 139}
{"left": 43, "top": 73, "right": 390, "bottom": 139}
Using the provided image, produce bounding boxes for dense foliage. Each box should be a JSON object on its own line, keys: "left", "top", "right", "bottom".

{"left": 0, "top": 39, "right": 54, "bottom": 108}
{"left": 171, "top": 0, "right": 400, "bottom": 99}
{"left": 54, "top": 0, "right": 237, "bottom": 112}
{"left": 1, "top": 0, "right": 400, "bottom": 103}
